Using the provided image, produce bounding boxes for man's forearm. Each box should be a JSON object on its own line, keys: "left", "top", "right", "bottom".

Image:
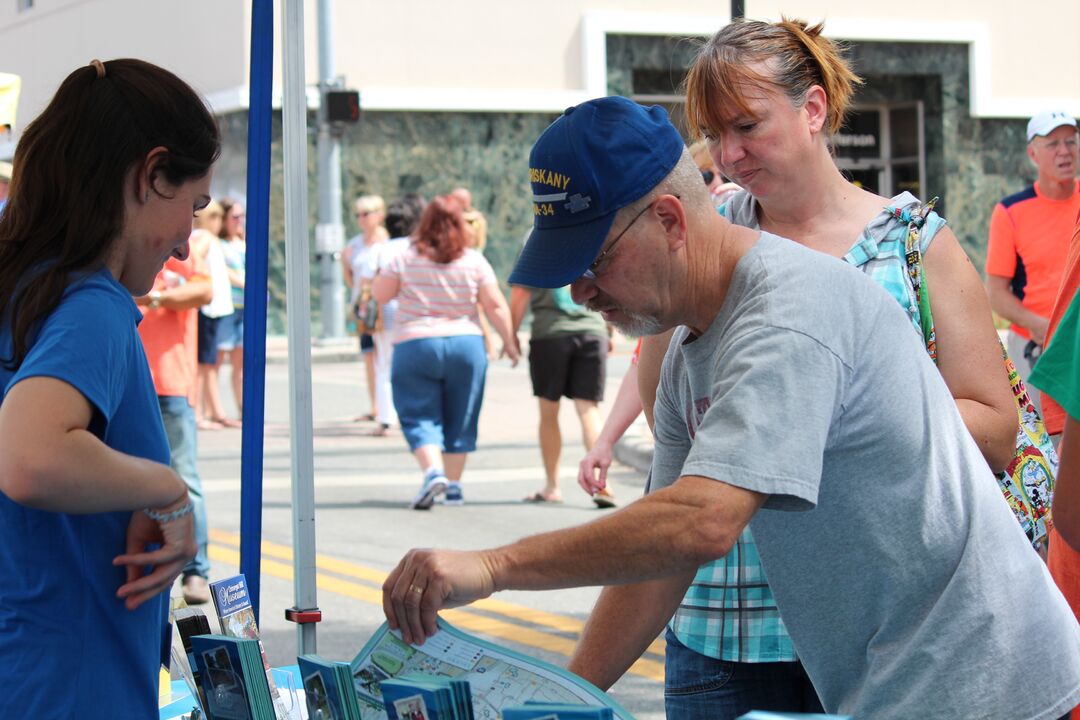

{"left": 484, "top": 477, "right": 762, "bottom": 592}
{"left": 568, "top": 575, "right": 692, "bottom": 690}
{"left": 987, "top": 279, "right": 1046, "bottom": 332}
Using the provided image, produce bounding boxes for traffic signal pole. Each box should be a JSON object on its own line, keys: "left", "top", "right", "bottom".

{"left": 314, "top": 0, "right": 347, "bottom": 340}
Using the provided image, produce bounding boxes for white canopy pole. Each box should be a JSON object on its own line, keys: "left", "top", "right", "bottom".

{"left": 281, "top": 0, "right": 319, "bottom": 655}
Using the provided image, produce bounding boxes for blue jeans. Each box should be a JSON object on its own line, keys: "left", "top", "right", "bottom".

{"left": 664, "top": 628, "right": 823, "bottom": 720}
{"left": 158, "top": 396, "right": 209, "bottom": 578}
{"left": 391, "top": 335, "right": 487, "bottom": 452}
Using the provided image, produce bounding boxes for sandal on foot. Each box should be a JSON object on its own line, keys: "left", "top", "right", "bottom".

{"left": 592, "top": 494, "right": 617, "bottom": 509}
{"left": 523, "top": 491, "right": 563, "bottom": 504}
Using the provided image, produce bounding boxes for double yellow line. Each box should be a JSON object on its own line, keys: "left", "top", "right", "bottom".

{"left": 207, "top": 529, "right": 665, "bottom": 681}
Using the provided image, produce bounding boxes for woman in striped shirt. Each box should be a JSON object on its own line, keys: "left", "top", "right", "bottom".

{"left": 374, "top": 196, "right": 520, "bottom": 509}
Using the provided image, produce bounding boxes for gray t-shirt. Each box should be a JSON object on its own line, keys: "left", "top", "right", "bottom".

{"left": 651, "top": 232, "right": 1080, "bottom": 719}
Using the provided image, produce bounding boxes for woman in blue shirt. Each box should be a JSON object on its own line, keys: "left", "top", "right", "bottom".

{"left": 0, "top": 59, "right": 220, "bottom": 717}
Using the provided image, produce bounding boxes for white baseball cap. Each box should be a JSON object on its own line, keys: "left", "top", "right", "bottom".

{"left": 1027, "top": 110, "right": 1077, "bottom": 142}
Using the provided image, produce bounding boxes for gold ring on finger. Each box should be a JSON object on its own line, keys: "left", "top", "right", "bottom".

{"left": 409, "top": 584, "right": 424, "bottom": 595}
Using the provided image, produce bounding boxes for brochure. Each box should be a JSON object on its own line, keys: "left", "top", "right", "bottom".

{"left": 211, "top": 574, "right": 299, "bottom": 720}
{"left": 502, "top": 704, "right": 613, "bottom": 720}
{"left": 379, "top": 673, "right": 474, "bottom": 720}
{"left": 350, "top": 618, "right": 632, "bottom": 720}
{"left": 191, "top": 634, "right": 276, "bottom": 720}
{"left": 736, "top": 714, "right": 850, "bottom": 720}
{"left": 298, "top": 653, "right": 365, "bottom": 720}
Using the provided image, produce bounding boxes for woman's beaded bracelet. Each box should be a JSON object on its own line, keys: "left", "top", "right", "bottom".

{"left": 143, "top": 500, "right": 194, "bottom": 524}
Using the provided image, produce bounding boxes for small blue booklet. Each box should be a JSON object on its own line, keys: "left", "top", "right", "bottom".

{"left": 349, "top": 618, "right": 631, "bottom": 719}
{"left": 736, "top": 714, "right": 851, "bottom": 719}
{"left": 379, "top": 673, "right": 474, "bottom": 720}
{"left": 502, "top": 702, "right": 613, "bottom": 719}
{"left": 298, "top": 654, "right": 365, "bottom": 720}
{"left": 191, "top": 634, "right": 276, "bottom": 720}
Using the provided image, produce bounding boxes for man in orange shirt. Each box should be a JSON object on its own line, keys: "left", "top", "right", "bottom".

{"left": 137, "top": 243, "right": 213, "bottom": 603}
{"left": 986, "top": 110, "right": 1080, "bottom": 413}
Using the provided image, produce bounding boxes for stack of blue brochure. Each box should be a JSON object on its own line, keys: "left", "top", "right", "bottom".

{"left": 379, "top": 673, "right": 474, "bottom": 719}
{"left": 736, "top": 713, "right": 850, "bottom": 719}
{"left": 298, "top": 654, "right": 365, "bottom": 720}
{"left": 191, "top": 634, "right": 277, "bottom": 719}
{"left": 502, "top": 702, "right": 614, "bottom": 719}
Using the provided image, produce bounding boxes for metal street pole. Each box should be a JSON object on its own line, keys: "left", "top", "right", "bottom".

{"left": 314, "top": 0, "right": 346, "bottom": 340}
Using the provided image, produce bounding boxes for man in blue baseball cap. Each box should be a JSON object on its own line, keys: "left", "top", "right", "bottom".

{"left": 382, "top": 97, "right": 1080, "bottom": 720}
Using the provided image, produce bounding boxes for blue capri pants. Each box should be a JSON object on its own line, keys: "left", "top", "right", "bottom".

{"left": 391, "top": 334, "right": 488, "bottom": 453}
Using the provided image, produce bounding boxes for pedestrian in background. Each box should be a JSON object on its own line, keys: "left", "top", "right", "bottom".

{"left": 373, "top": 196, "right": 519, "bottom": 509}
{"left": 362, "top": 193, "right": 428, "bottom": 438}
{"left": 511, "top": 283, "right": 614, "bottom": 507}
{"left": 342, "top": 194, "right": 388, "bottom": 422}
{"left": 0, "top": 58, "right": 216, "bottom": 717}
{"left": 195, "top": 199, "right": 238, "bottom": 429}
{"left": 218, "top": 197, "right": 246, "bottom": 419}
{"left": 136, "top": 222, "right": 214, "bottom": 604}
{"left": 986, "top": 111, "right": 1079, "bottom": 413}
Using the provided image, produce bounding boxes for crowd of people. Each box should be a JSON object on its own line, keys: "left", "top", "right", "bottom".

{"left": 2, "top": 15, "right": 1080, "bottom": 719}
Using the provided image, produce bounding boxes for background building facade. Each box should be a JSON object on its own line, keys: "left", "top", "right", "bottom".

{"left": 3, "top": 0, "right": 1079, "bottom": 331}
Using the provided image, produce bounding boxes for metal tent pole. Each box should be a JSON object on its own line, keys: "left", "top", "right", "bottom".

{"left": 281, "top": 0, "right": 320, "bottom": 655}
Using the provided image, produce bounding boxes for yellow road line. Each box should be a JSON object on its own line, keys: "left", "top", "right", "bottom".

{"left": 208, "top": 531, "right": 665, "bottom": 680}
{"left": 209, "top": 529, "right": 667, "bottom": 658}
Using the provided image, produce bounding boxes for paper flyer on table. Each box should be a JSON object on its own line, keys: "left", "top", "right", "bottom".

{"left": 349, "top": 618, "right": 633, "bottom": 720}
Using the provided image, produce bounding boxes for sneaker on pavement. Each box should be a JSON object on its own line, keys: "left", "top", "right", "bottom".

{"left": 411, "top": 474, "right": 448, "bottom": 510}
{"left": 444, "top": 482, "right": 464, "bottom": 506}
{"left": 182, "top": 574, "right": 211, "bottom": 605}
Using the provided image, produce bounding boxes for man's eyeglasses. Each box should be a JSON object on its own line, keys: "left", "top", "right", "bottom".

{"left": 581, "top": 196, "right": 675, "bottom": 280}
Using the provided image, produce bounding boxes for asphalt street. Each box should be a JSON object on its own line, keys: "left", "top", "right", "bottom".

{"left": 183, "top": 337, "right": 665, "bottom": 719}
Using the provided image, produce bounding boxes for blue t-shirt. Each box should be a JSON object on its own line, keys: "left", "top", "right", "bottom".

{"left": 0, "top": 268, "right": 171, "bottom": 717}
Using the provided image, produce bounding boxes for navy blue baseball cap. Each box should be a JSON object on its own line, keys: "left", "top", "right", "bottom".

{"left": 508, "top": 96, "right": 685, "bottom": 288}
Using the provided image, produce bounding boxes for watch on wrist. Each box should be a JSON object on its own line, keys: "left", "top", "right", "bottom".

{"left": 149, "top": 291, "right": 162, "bottom": 309}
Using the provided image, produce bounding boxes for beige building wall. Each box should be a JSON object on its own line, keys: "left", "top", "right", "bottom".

{"left": 752, "top": 0, "right": 1080, "bottom": 116}
{"left": 2, "top": 0, "right": 1079, "bottom": 149}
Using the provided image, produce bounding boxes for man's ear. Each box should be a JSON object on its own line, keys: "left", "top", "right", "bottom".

{"left": 654, "top": 194, "right": 688, "bottom": 251}
{"left": 136, "top": 146, "right": 171, "bottom": 202}
{"left": 1026, "top": 142, "right": 1038, "bottom": 167}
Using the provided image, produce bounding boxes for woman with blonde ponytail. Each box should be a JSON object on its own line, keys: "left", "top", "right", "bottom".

{"left": 569, "top": 18, "right": 1018, "bottom": 719}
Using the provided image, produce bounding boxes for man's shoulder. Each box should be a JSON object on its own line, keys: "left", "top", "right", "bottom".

{"left": 998, "top": 185, "right": 1038, "bottom": 211}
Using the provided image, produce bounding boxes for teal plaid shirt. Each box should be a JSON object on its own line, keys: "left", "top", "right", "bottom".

{"left": 669, "top": 193, "right": 946, "bottom": 663}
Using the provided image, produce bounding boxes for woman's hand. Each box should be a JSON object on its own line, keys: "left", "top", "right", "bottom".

{"left": 113, "top": 492, "right": 196, "bottom": 610}
{"left": 500, "top": 342, "right": 521, "bottom": 368}
{"left": 579, "top": 439, "right": 615, "bottom": 495}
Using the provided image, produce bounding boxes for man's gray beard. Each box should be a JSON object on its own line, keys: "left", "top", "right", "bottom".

{"left": 610, "top": 309, "right": 665, "bottom": 338}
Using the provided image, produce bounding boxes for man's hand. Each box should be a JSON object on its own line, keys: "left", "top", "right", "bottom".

{"left": 113, "top": 507, "right": 196, "bottom": 610}
{"left": 382, "top": 548, "right": 498, "bottom": 645}
{"left": 578, "top": 438, "right": 614, "bottom": 495}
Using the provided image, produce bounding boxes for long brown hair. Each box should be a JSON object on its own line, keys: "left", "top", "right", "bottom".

{"left": 412, "top": 195, "right": 467, "bottom": 264}
{"left": 684, "top": 18, "right": 862, "bottom": 139}
{"left": 0, "top": 59, "right": 220, "bottom": 368}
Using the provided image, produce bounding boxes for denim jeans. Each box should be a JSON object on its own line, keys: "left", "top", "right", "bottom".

{"left": 158, "top": 396, "right": 209, "bottom": 578}
{"left": 391, "top": 335, "right": 487, "bottom": 452}
{"left": 664, "top": 628, "right": 823, "bottom": 720}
